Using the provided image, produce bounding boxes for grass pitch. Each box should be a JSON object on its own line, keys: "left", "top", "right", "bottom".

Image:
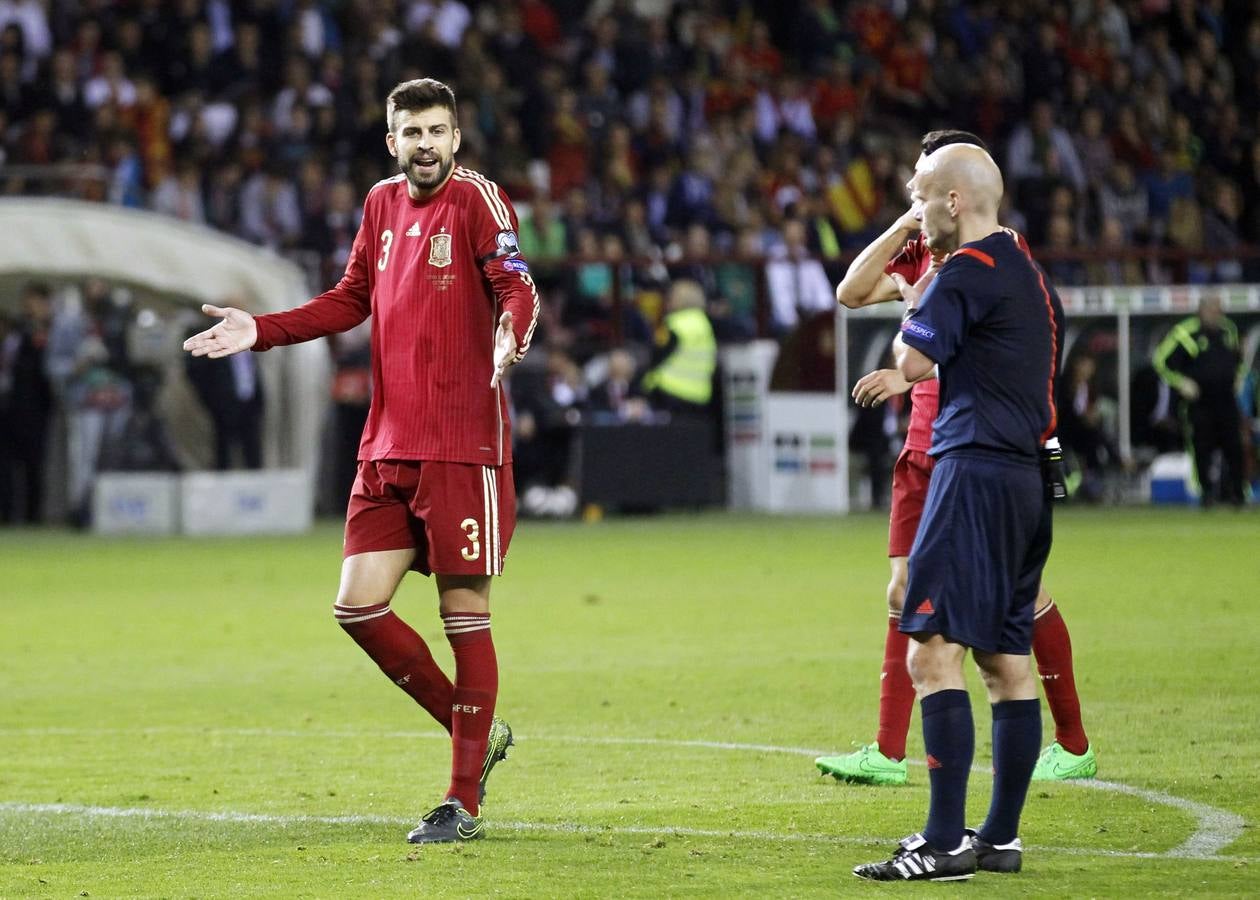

{"left": 1, "top": 507, "right": 1257, "bottom": 897}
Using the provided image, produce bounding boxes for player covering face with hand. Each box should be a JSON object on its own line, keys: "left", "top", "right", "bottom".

{"left": 184, "top": 78, "right": 539, "bottom": 844}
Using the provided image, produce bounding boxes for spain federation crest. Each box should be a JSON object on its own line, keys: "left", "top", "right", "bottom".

{"left": 428, "top": 232, "right": 452, "bottom": 268}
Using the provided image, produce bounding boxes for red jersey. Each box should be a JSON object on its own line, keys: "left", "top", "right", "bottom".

{"left": 252, "top": 166, "right": 539, "bottom": 466}
{"left": 885, "top": 229, "right": 1029, "bottom": 452}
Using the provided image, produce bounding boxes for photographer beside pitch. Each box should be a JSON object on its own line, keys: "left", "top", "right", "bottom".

{"left": 852, "top": 144, "right": 1065, "bottom": 882}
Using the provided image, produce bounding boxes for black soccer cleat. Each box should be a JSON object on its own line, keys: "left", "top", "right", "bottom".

{"left": 966, "top": 827, "right": 1023, "bottom": 872}
{"left": 406, "top": 798, "right": 485, "bottom": 844}
{"left": 478, "top": 715, "right": 513, "bottom": 805}
{"left": 853, "top": 832, "right": 977, "bottom": 882}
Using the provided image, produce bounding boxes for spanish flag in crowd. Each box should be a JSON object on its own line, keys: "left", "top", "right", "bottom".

{"left": 827, "top": 157, "right": 881, "bottom": 235}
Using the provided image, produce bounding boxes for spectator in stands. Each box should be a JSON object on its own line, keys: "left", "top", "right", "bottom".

{"left": 327, "top": 321, "right": 371, "bottom": 509}
{"left": 765, "top": 218, "right": 835, "bottom": 332}
{"left": 1144, "top": 147, "right": 1196, "bottom": 243}
{"left": 1097, "top": 161, "right": 1150, "bottom": 244}
{"left": 1240, "top": 355, "right": 1260, "bottom": 491}
{"left": 1043, "top": 213, "right": 1086, "bottom": 287}
{"left": 84, "top": 51, "right": 136, "bottom": 110}
{"left": 151, "top": 158, "right": 206, "bottom": 223}
{"left": 45, "top": 280, "right": 134, "bottom": 524}
{"left": 239, "top": 163, "right": 302, "bottom": 250}
{"left": 517, "top": 193, "right": 566, "bottom": 260}
{"left": 709, "top": 226, "right": 763, "bottom": 342}
{"left": 1202, "top": 179, "right": 1245, "bottom": 282}
{"left": 1086, "top": 217, "right": 1145, "bottom": 286}
{"left": 1242, "top": 138, "right": 1260, "bottom": 244}
{"left": 1058, "top": 353, "right": 1122, "bottom": 502}
{"left": 0, "top": 0, "right": 1256, "bottom": 390}
{"left": 1131, "top": 362, "right": 1184, "bottom": 459}
{"left": 667, "top": 141, "right": 719, "bottom": 233}
{"left": 849, "top": 348, "right": 900, "bottom": 510}
{"left": 587, "top": 347, "right": 648, "bottom": 424}
{"left": 0, "top": 282, "right": 54, "bottom": 524}
{"left": 1073, "top": 106, "right": 1113, "bottom": 190}
{"left": 184, "top": 314, "right": 264, "bottom": 471}
{"left": 0, "top": 313, "right": 14, "bottom": 506}
{"left": 1008, "top": 99, "right": 1087, "bottom": 194}
{"left": 1109, "top": 105, "right": 1157, "bottom": 174}
{"left": 96, "top": 366, "right": 182, "bottom": 474}
{"left": 510, "top": 347, "right": 584, "bottom": 513}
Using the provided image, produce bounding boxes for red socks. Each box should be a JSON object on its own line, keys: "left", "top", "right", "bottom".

{"left": 876, "top": 615, "right": 915, "bottom": 761}
{"left": 334, "top": 602, "right": 453, "bottom": 731}
{"left": 442, "top": 612, "right": 498, "bottom": 816}
{"left": 1032, "top": 600, "right": 1089, "bottom": 755}
{"left": 335, "top": 604, "right": 500, "bottom": 816}
{"left": 871, "top": 599, "right": 1089, "bottom": 763}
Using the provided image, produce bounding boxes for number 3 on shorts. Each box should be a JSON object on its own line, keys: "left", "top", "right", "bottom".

{"left": 460, "top": 517, "right": 480, "bottom": 561}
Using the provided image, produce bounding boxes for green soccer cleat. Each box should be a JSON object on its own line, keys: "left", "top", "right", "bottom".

{"left": 406, "top": 799, "right": 485, "bottom": 844}
{"left": 478, "top": 715, "right": 514, "bottom": 805}
{"left": 1031, "top": 741, "right": 1097, "bottom": 781}
{"left": 816, "top": 744, "right": 908, "bottom": 786}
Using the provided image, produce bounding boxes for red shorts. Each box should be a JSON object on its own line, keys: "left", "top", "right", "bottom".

{"left": 888, "top": 447, "right": 935, "bottom": 557}
{"left": 344, "top": 460, "right": 516, "bottom": 576}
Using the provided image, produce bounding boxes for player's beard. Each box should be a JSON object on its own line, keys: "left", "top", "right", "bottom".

{"left": 402, "top": 153, "right": 453, "bottom": 191}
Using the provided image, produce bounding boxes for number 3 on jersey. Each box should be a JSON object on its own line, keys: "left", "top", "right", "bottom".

{"left": 377, "top": 229, "right": 394, "bottom": 271}
{"left": 460, "top": 517, "right": 480, "bottom": 561}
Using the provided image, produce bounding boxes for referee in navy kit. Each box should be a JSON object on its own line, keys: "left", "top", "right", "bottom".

{"left": 853, "top": 144, "right": 1066, "bottom": 883}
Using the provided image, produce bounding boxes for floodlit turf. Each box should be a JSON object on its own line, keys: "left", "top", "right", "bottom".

{"left": 1, "top": 507, "right": 1256, "bottom": 897}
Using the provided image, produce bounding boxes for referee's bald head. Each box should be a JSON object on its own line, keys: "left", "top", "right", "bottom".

{"left": 920, "top": 143, "right": 1004, "bottom": 219}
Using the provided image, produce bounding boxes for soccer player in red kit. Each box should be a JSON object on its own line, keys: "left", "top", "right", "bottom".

{"left": 815, "top": 131, "right": 1096, "bottom": 787}
{"left": 183, "top": 78, "right": 539, "bottom": 843}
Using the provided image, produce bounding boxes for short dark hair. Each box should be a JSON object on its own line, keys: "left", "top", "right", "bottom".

{"left": 386, "top": 78, "right": 457, "bottom": 130}
{"left": 921, "top": 129, "right": 989, "bottom": 156}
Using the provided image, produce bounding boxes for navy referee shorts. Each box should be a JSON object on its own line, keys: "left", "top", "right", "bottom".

{"left": 900, "top": 449, "right": 1052, "bottom": 654}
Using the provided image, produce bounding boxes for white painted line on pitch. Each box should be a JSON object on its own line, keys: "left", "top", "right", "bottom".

{"left": 0, "top": 802, "right": 1254, "bottom": 864}
{"left": 1068, "top": 779, "right": 1247, "bottom": 860}
{"left": 1, "top": 728, "right": 1247, "bottom": 861}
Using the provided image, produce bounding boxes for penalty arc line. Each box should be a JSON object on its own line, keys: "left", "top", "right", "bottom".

{"left": 0, "top": 728, "right": 1247, "bottom": 861}
{"left": 0, "top": 802, "right": 1254, "bottom": 864}
{"left": 540, "top": 735, "right": 1249, "bottom": 861}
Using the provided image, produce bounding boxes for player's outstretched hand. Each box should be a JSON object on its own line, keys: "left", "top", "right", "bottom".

{"left": 183, "top": 304, "right": 258, "bottom": 358}
{"left": 853, "top": 368, "right": 911, "bottom": 407}
{"left": 490, "top": 310, "right": 517, "bottom": 389}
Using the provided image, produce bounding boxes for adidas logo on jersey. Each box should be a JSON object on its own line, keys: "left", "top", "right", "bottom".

{"left": 406, "top": 221, "right": 421, "bottom": 237}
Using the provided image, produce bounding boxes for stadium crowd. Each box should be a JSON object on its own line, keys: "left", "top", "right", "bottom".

{"left": 4, "top": 2, "right": 1260, "bottom": 293}
{"left": 3, "top": 0, "right": 1260, "bottom": 520}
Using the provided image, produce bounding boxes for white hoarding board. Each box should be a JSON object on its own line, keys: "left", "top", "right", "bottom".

{"left": 92, "top": 473, "right": 180, "bottom": 535}
{"left": 765, "top": 393, "right": 847, "bottom": 513}
{"left": 722, "top": 340, "right": 779, "bottom": 510}
{"left": 181, "top": 469, "right": 313, "bottom": 535}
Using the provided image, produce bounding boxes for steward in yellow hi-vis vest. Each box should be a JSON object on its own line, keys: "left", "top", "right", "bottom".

{"left": 642, "top": 279, "right": 717, "bottom": 411}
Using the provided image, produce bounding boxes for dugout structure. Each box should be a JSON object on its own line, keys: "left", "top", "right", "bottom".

{"left": 0, "top": 198, "right": 328, "bottom": 497}
{"left": 840, "top": 285, "right": 1260, "bottom": 501}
